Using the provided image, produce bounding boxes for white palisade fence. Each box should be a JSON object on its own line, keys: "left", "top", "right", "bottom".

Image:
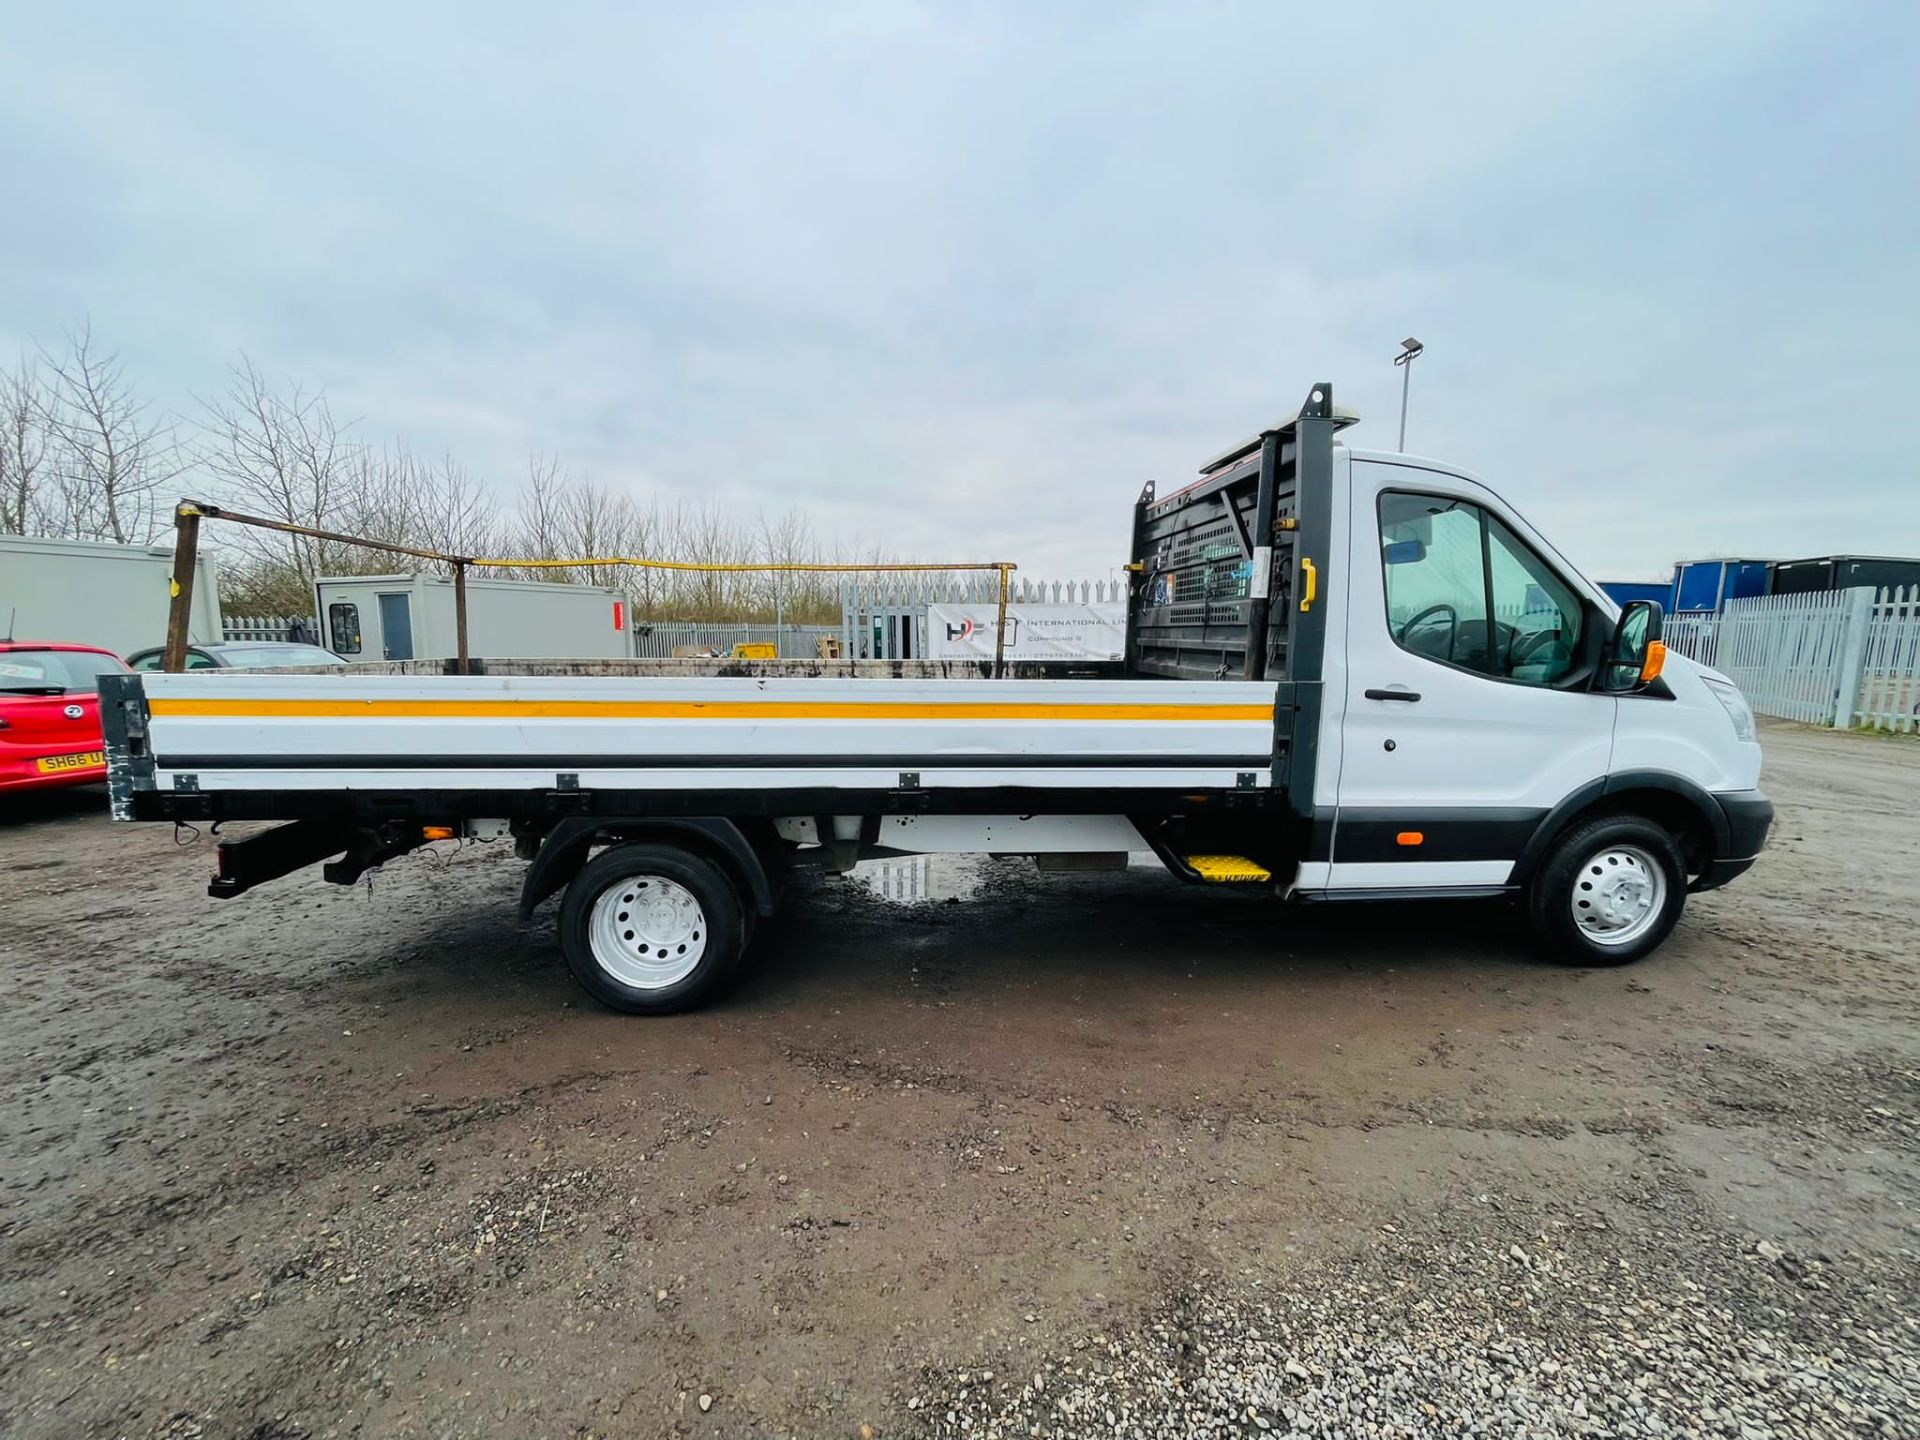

{"left": 222, "top": 614, "right": 314, "bottom": 642}
{"left": 1666, "top": 587, "right": 1920, "bottom": 733}
{"left": 1712, "top": 592, "right": 1862, "bottom": 725}
{"left": 1658, "top": 613, "right": 1720, "bottom": 667}
{"left": 1854, "top": 585, "right": 1920, "bottom": 732}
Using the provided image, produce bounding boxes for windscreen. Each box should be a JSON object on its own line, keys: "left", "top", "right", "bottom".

{"left": 219, "top": 645, "right": 345, "bottom": 668}
{"left": 0, "top": 650, "right": 131, "bottom": 694}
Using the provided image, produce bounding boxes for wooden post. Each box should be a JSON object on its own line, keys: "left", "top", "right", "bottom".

{"left": 993, "top": 565, "right": 1011, "bottom": 678}
{"left": 453, "top": 561, "right": 471, "bottom": 675}
{"left": 162, "top": 503, "right": 202, "bottom": 672}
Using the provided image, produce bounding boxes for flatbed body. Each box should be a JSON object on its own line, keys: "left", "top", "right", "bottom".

{"left": 112, "top": 671, "right": 1286, "bottom": 819}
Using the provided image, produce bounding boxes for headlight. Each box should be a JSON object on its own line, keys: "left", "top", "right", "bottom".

{"left": 1702, "top": 676, "right": 1755, "bottom": 742}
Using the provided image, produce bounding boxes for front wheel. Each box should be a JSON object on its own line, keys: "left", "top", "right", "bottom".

{"left": 559, "top": 843, "right": 746, "bottom": 1014}
{"left": 1526, "top": 815, "right": 1687, "bottom": 966}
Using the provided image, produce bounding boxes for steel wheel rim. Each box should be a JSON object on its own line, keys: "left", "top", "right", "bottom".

{"left": 588, "top": 875, "right": 707, "bottom": 989}
{"left": 1571, "top": 843, "right": 1666, "bottom": 948}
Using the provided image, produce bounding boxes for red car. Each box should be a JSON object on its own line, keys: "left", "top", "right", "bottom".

{"left": 0, "top": 642, "right": 133, "bottom": 793}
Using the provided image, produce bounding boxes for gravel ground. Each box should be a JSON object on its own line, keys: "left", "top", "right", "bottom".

{"left": 908, "top": 1231, "right": 1914, "bottom": 1438}
{"left": 0, "top": 721, "right": 1915, "bottom": 1438}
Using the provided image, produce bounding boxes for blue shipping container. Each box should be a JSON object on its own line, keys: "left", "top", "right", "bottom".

{"left": 1599, "top": 580, "right": 1674, "bottom": 610}
{"left": 1671, "top": 560, "right": 1773, "bottom": 614}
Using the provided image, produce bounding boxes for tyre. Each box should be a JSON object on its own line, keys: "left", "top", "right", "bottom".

{"left": 558, "top": 842, "right": 747, "bottom": 1014}
{"left": 1525, "top": 815, "right": 1687, "bottom": 966}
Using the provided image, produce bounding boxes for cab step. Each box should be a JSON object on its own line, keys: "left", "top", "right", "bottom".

{"left": 1184, "top": 854, "right": 1272, "bottom": 883}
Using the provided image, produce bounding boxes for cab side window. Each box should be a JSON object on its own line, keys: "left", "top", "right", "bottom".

{"left": 1379, "top": 493, "right": 1494, "bottom": 673}
{"left": 1379, "top": 492, "right": 1585, "bottom": 687}
{"left": 1485, "top": 514, "right": 1583, "bottom": 685}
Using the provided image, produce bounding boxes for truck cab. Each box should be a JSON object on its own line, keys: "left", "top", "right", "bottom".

{"left": 1126, "top": 384, "right": 1770, "bottom": 958}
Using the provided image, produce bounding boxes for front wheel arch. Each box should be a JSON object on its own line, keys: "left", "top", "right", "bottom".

{"left": 1513, "top": 777, "right": 1720, "bottom": 888}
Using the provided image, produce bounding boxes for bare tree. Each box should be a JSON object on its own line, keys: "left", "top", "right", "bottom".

{"left": 8, "top": 318, "right": 926, "bottom": 625}
{"left": 513, "top": 453, "right": 571, "bottom": 570}
{"left": 194, "top": 358, "right": 364, "bottom": 612}
{"left": 758, "top": 506, "right": 848, "bottom": 624}
{"left": 0, "top": 356, "right": 53, "bottom": 535}
{"left": 504, "top": 457, "right": 655, "bottom": 591}
{"left": 335, "top": 446, "right": 500, "bottom": 564}
{"left": 496, "top": 478, "right": 894, "bottom": 624}
{"left": 39, "top": 322, "right": 180, "bottom": 543}
{"left": 418, "top": 451, "right": 499, "bottom": 560}
{"left": 561, "top": 480, "right": 654, "bottom": 591}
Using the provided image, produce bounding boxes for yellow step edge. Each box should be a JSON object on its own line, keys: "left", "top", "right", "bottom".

{"left": 1185, "top": 854, "right": 1272, "bottom": 883}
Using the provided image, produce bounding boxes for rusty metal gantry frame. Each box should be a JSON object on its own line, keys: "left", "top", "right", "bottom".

{"left": 161, "top": 500, "right": 1019, "bottom": 674}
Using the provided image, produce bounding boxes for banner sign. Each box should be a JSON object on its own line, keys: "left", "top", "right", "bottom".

{"left": 926, "top": 602, "right": 1126, "bottom": 661}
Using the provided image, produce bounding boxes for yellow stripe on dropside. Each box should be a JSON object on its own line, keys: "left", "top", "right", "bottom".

{"left": 1186, "top": 855, "right": 1273, "bottom": 882}
{"left": 147, "top": 698, "right": 1275, "bottom": 722}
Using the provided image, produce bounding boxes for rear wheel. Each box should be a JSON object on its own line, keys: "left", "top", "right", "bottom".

{"left": 1526, "top": 815, "right": 1687, "bottom": 966}
{"left": 559, "top": 843, "right": 746, "bottom": 1013}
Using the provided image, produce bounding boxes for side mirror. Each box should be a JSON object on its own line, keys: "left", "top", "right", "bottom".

{"left": 1601, "top": 600, "right": 1666, "bottom": 692}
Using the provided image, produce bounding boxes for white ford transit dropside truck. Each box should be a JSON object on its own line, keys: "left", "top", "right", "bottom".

{"left": 102, "top": 383, "right": 1772, "bottom": 1013}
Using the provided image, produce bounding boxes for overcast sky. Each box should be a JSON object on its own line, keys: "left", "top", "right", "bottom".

{"left": 4, "top": 1, "right": 1915, "bottom": 581}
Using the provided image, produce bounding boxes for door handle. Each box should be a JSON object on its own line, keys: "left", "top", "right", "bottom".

{"left": 1364, "top": 688, "right": 1421, "bottom": 702}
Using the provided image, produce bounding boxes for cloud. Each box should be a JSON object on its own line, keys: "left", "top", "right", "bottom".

{"left": 2, "top": 0, "right": 1914, "bottom": 583}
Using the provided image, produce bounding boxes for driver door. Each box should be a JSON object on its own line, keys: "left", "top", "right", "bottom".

{"left": 1325, "top": 461, "right": 1616, "bottom": 893}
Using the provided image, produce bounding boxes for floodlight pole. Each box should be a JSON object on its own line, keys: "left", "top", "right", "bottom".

{"left": 1394, "top": 337, "right": 1423, "bottom": 452}
{"left": 1398, "top": 358, "right": 1411, "bottom": 451}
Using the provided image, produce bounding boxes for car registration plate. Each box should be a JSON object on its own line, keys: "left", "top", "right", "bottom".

{"left": 35, "top": 751, "right": 105, "bottom": 774}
